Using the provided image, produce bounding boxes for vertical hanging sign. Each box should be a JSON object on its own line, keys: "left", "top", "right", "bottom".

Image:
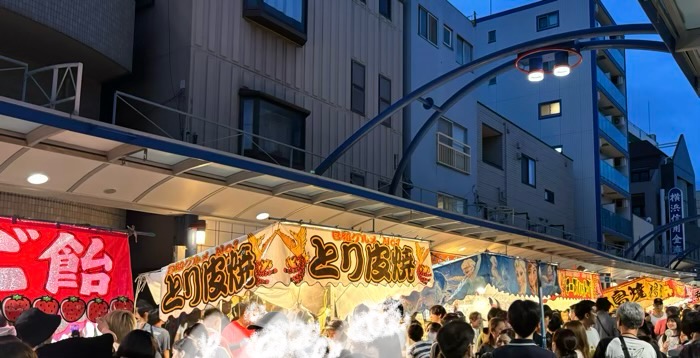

{"left": 668, "top": 187, "right": 685, "bottom": 254}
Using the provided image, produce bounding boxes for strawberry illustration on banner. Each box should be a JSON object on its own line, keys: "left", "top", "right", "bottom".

{"left": 0, "top": 217, "right": 133, "bottom": 327}
{"left": 2, "top": 294, "right": 30, "bottom": 322}
{"left": 109, "top": 296, "right": 134, "bottom": 312}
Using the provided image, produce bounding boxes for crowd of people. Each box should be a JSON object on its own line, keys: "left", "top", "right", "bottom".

{"left": 2, "top": 297, "right": 700, "bottom": 358}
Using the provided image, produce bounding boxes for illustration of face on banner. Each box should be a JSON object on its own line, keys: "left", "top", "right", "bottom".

{"left": 433, "top": 253, "right": 559, "bottom": 302}
{"left": 158, "top": 224, "right": 433, "bottom": 319}
{"left": 0, "top": 217, "right": 133, "bottom": 335}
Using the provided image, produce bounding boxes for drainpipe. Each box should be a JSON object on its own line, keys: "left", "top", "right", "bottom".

{"left": 401, "top": 1, "right": 413, "bottom": 200}
{"left": 503, "top": 122, "right": 508, "bottom": 205}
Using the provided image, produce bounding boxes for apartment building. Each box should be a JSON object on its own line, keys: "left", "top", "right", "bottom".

{"left": 473, "top": 0, "right": 631, "bottom": 253}
{"left": 113, "top": 0, "right": 405, "bottom": 190}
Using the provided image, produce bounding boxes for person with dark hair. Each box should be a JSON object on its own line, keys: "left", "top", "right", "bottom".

{"left": 172, "top": 338, "right": 201, "bottom": 358}
{"left": 442, "top": 312, "right": 465, "bottom": 326}
{"left": 679, "top": 340, "right": 700, "bottom": 358}
{"left": 477, "top": 318, "right": 507, "bottom": 357}
{"left": 492, "top": 300, "right": 555, "bottom": 358}
{"left": 407, "top": 324, "right": 431, "bottom": 358}
{"left": 681, "top": 311, "right": 700, "bottom": 343}
{"left": 574, "top": 300, "right": 600, "bottom": 351}
{"left": 592, "top": 302, "right": 656, "bottom": 358}
{"left": 549, "top": 313, "right": 564, "bottom": 334}
{"left": 426, "top": 322, "right": 441, "bottom": 342}
{"left": 437, "top": 321, "right": 475, "bottom": 358}
{"left": 655, "top": 306, "right": 681, "bottom": 337}
{"left": 552, "top": 329, "right": 579, "bottom": 358}
{"left": 659, "top": 315, "right": 681, "bottom": 354}
{"left": 0, "top": 339, "right": 37, "bottom": 358}
{"left": 487, "top": 308, "right": 507, "bottom": 321}
{"left": 430, "top": 305, "right": 447, "bottom": 323}
{"left": 115, "top": 329, "right": 159, "bottom": 358}
{"left": 564, "top": 321, "right": 590, "bottom": 358}
{"left": 595, "top": 298, "right": 618, "bottom": 340}
{"left": 222, "top": 302, "right": 254, "bottom": 355}
{"left": 140, "top": 308, "right": 171, "bottom": 358}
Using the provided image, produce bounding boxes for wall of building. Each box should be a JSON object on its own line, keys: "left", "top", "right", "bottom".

{"left": 179, "top": 0, "right": 404, "bottom": 189}
{"left": 404, "top": 0, "right": 478, "bottom": 208}
{"left": 473, "top": 0, "right": 599, "bottom": 241}
{"left": 632, "top": 214, "right": 654, "bottom": 260}
{"left": 476, "top": 103, "right": 575, "bottom": 237}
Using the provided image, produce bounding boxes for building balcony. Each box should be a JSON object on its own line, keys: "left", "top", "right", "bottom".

{"left": 598, "top": 112, "right": 628, "bottom": 153}
{"left": 597, "top": 67, "right": 626, "bottom": 114}
{"left": 600, "top": 208, "right": 633, "bottom": 240}
{"left": 600, "top": 159, "right": 629, "bottom": 194}
{"left": 605, "top": 48, "right": 625, "bottom": 72}
{"left": 437, "top": 132, "right": 471, "bottom": 174}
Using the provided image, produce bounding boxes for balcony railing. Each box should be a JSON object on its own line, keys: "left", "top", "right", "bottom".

{"left": 597, "top": 66, "right": 626, "bottom": 112}
{"left": 600, "top": 208, "right": 633, "bottom": 238}
{"left": 605, "top": 48, "right": 625, "bottom": 71}
{"left": 599, "top": 112, "right": 627, "bottom": 152}
{"left": 437, "top": 132, "right": 471, "bottom": 174}
{"left": 628, "top": 121, "right": 658, "bottom": 147}
{"left": 600, "top": 159, "right": 629, "bottom": 193}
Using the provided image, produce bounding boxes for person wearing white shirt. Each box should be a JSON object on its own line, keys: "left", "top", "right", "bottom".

{"left": 593, "top": 302, "right": 656, "bottom": 358}
{"left": 574, "top": 300, "right": 600, "bottom": 351}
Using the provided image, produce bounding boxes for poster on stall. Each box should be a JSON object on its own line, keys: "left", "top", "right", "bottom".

{"left": 156, "top": 223, "right": 433, "bottom": 319}
{"left": 0, "top": 217, "right": 133, "bottom": 334}
{"left": 557, "top": 269, "right": 602, "bottom": 300}
{"left": 602, "top": 277, "right": 678, "bottom": 307}
{"left": 430, "top": 253, "right": 560, "bottom": 303}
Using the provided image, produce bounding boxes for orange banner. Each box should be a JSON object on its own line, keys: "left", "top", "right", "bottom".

{"left": 602, "top": 278, "right": 687, "bottom": 307}
{"left": 557, "top": 269, "right": 602, "bottom": 300}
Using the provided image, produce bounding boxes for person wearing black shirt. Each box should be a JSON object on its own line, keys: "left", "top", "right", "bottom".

{"left": 492, "top": 300, "right": 556, "bottom": 358}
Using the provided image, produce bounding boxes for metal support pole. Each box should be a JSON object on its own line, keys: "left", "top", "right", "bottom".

{"left": 537, "top": 261, "right": 546, "bottom": 349}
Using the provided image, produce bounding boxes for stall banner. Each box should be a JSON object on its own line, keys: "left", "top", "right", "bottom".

{"left": 0, "top": 217, "right": 133, "bottom": 329}
{"left": 157, "top": 223, "right": 433, "bottom": 319}
{"left": 602, "top": 278, "right": 677, "bottom": 307}
{"left": 431, "top": 253, "right": 560, "bottom": 303}
{"left": 557, "top": 269, "right": 602, "bottom": 300}
{"left": 691, "top": 288, "right": 700, "bottom": 304}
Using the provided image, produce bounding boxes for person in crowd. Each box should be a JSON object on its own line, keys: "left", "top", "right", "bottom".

{"left": 492, "top": 300, "right": 556, "bottom": 358}
{"left": 679, "top": 340, "right": 700, "bottom": 358}
{"left": 140, "top": 308, "right": 171, "bottom": 358}
{"left": 98, "top": 309, "right": 138, "bottom": 352}
{"left": 222, "top": 302, "right": 254, "bottom": 354}
{"left": 650, "top": 299, "right": 667, "bottom": 330}
{"left": 476, "top": 329, "right": 513, "bottom": 358}
{"left": 643, "top": 313, "right": 658, "bottom": 341}
{"left": 636, "top": 322, "right": 664, "bottom": 358}
{"left": 549, "top": 312, "right": 564, "bottom": 334}
{"left": 595, "top": 298, "right": 619, "bottom": 340}
{"left": 431, "top": 312, "right": 466, "bottom": 358}
{"left": 115, "top": 329, "right": 159, "bottom": 358}
{"left": 172, "top": 337, "right": 201, "bottom": 358}
{"left": 476, "top": 318, "right": 507, "bottom": 357}
{"left": 534, "top": 307, "right": 553, "bottom": 349}
{"left": 487, "top": 308, "right": 507, "bottom": 321}
{"left": 175, "top": 309, "right": 201, "bottom": 343}
{"left": 563, "top": 309, "right": 571, "bottom": 325}
{"left": 552, "top": 329, "right": 580, "bottom": 358}
{"left": 0, "top": 314, "right": 16, "bottom": 339}
{"left": 436, "top": 321, "right": 475, "bottom": 358}
{"left": 469, "top": 312, "right": 484, "bottom": 348}
{"left": 564, "top": 321, "right": 590, "bottom": 358}
{"left": 13, "top": 308, "right": 61, "bottom": 350}
{"left": 655, "top": 306, "right": 680, "bottom": 337}
{"left": 426, "top": 322, "right": 441, "bottom": 342}
{"left": 592, "top": 302, "right": 657, "bottom": 358}
{"left": 574, "top": 300, "right": 600, "bottom": 351}
{"left": 407, "top": 323, "right": 431, "bottom": 358}
{"left": 0, "top": 339, "right": 37, "bottom": 358}
{"left": 681, "top": 311, "right": 700, "bottom": 344}
{"left": 430, "top": 305, "right": 447, "bottom": 324}
{"left": 659, "top": 315, "right": 682, "bottom": 354}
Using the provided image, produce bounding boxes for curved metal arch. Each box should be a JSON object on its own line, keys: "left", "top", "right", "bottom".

{"left": 390, "top": 39, "right": 669, "bottom": 194}
{"left": 313, "top": 24, "right": 657, "bottom": 176}
{"left": 628, "top": 214, "right": 700, "bottom": 261}
{"left": 671, "top": 244, "right": 700, "bottom": 270}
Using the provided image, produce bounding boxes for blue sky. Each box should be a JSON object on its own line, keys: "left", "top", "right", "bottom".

{"left": 448, "top": 0, "right": 700, "bottom": 184}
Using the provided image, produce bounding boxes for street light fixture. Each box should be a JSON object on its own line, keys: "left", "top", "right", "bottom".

{"left": 553, "top": 51, "right": 571, "bottom": 77}
{"left": 527, "top": 57, "right": 544, "bottom": 82}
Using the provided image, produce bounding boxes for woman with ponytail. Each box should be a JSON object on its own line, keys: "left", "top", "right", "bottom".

{"left": 552, "top": 329, "right": 581, "bottom": 358}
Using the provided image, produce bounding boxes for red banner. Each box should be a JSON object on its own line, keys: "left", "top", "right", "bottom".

{"left": 557, "top": 269, "right": 602, "bottom": 300}
{"left": 0, "top": 217, "right": 133, "bottom": 332}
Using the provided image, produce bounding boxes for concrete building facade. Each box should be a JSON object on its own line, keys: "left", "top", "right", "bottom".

{"left": 473, "top": 0, "right": 631, "bottom": 253}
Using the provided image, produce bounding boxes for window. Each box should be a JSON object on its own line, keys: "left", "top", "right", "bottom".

{"left": 379, "top": 75, "right": 391, "bottom": 127}
{"left": 239, "top": 90, "right": 308, "bottom": 170}
{"left": 378, "top": 180, "right": 391, "bottom": 194}
{"left": 443, "top": 26, "right": 453, "bottom": 48}
{"left": 438, "top": 193, "right": 465, "bottom": 214}
{"left": 488, "top": 30, "right": 496, "bottom": 43}
{"left": 521, "top": 155, "right": 536, "bottom": 187}
{"left": 350, "top": 172, "right": 365, "bottom": 187}
{"left": 437, "top": 118, "right": 470, "bottom": 173}
{"left": 488, "top": 77, "right": 497, "bottom": 86}
{"left": 419, "top": 6, "right": 438, "bottom": 46}
{"left": 351, "top": 61, "right": 365, "bottom": 115}
{"left": 379, "top": 0, "right": 391, "bottom": 20}
{"left": 553, "top": 145, "right": 563, "bottom": 153}
{"left": 456, "top": 36, "right": 473, "bottom": 65}
{"left": 545, "top": 189, "right": 555, "bottom": 203}
{"left": 539, "top": 100, "right": 561, "bottom": 119}
{"left": 537, "top": 11, "right": 559, "bottom": 31}
{"left": 481, "top": 124, "right": 503, "bottom": 169}
{"left": 631, "top": 169, "right": 650, "bottom": 182}
{"left": 243, "top": 0, "right": 308, "bottom": 45}
{"left": 632, "top": 194, "right": 646, "bottom": 217}
{"left": 438, "top": 118, "right": 467, "bottom": 147}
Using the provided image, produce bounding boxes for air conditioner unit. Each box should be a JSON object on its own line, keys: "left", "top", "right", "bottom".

{"left": 615, "top": 199, "right": 629, "bottom": 208}
{"left": 613, "top": 77, "right": 625, "bottom": 86}
{"left": 613, "top": 157, "right": 627, "bottom": 167}
{"left": 612, "top": 117, "right": 621, "bottom": 125}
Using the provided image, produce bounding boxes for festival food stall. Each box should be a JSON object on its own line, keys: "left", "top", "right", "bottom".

{"left": 139, "top": 223, "right": 434, "bottom": 321}
{"left": 0, "top": 216, "right": 134, "bottom": 338}
{"left": 404, "top": 252, "right": 560, "bottom": 317}
{"left": 545, "top": 269, "right": 602, "bottom": 311}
